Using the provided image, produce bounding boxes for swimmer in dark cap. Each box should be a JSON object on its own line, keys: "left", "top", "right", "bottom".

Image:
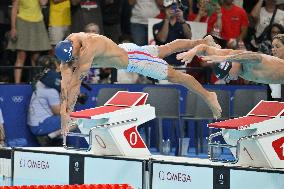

{"left": 177, "top": 34, "right": 284, "bottom": 84}
{"left": 211, "top": 61, "right": 235, "bottom": 83}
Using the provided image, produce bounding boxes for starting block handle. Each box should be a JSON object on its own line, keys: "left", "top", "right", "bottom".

{"left": 208, "top": 131, "right": 238, "bottom": 163}
{"left": 63, "top": 118, "right": 138, "bottom": 151}
{"left": 63, "top": 132, "right": 91, "bottom": 151}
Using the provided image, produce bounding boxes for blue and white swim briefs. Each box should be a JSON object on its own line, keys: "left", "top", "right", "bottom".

{"left": 118, "top": 43, "right": 168, "bottom": 80}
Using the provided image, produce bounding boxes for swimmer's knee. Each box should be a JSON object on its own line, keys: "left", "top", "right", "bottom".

{"left": 167, "top": 68, "right": 195, "bottom": 83}
{"left": 167, "top": 68, "right": 182, "bottom": 83}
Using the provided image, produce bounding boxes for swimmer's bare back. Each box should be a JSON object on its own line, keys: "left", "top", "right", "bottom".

{"left": 66, "top": 33, "right": 129, "bottom": 70}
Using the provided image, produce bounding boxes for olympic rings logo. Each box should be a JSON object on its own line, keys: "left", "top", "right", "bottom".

{"left": 12, "top": 96, "right": 24, "bottom": 103}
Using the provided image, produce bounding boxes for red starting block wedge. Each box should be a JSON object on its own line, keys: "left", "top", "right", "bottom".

{"left": 208, "top": 100, "right": 284, "bottom": 169}
{"left": 64, "top": 91, "right": 155, "bottom": 157}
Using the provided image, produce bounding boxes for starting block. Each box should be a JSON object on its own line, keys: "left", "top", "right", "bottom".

{"left": 65, "top": 91, "right": 155, "bottom": 157}
{"left": 208, "top": 100, "right": 284, "bottom": 168}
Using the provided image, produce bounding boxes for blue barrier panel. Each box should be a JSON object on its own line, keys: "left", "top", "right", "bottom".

{"left": 0, "top": 84, "right": 267, "bottom": 147}
{"left": 0, "top": 85, "right": 39, "bottom": 147}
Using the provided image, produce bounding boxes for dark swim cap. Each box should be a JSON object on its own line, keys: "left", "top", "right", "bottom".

{"left": 55, "top": 40, "right": 74, "bottom": 63}
{"left": 213, "top": 61, "right": 232, "bottom": 79}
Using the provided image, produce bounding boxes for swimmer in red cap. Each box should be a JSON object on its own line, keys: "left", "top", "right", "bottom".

{"left": 55, "top": 33, "right": 222, "bottom": 135}
{"left": 177, "top": 34, "right": 284, "bottom": 84}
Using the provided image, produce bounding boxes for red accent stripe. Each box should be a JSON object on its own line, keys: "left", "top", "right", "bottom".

{"left": 70, "top": 106, "right": 127, "bottom": 119}
{"left": 249, "top": 101, "right": 284, "bottom": 117}
{"left": 80, "top": 2, "right": 97, "bottom": 5}
{"left": 208, "top": 116, "right": 271, "bottom": 129}
{"left": 128, "top": 51, "right": 159, "bottom": 59}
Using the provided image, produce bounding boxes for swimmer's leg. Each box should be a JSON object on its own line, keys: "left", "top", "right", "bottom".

{"left": 167, "top": 66, "right": 222, "bottom": 119}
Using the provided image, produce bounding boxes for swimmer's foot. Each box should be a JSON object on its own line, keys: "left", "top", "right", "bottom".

{"left": 205, "top": 92, "right": 222, "bottom": 120}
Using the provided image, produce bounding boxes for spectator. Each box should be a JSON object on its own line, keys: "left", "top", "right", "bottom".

{"left": 0, "top": 1, "right": 16, "bottom": 83}
{"left": 49, "top": 0, "right": 71, "bottom": 55}
{"left": 27, "top": 55, "right": 62, "bottom": 146}
{"left": 0, "top": 1, "right": 11, "bottom": 45}
{"left": 7, "top": 0, "right": 51, "bottom": 84}
{"left": 71, "top": 0, "right": 104, "bottom": 34}
{"left": 249, "top": 0, "right": 284, "bottom": 50}
{"left": 210, "top": 0, "right": 249, "bottom": 49}
{"left": 269, "top": 32, "right": 284, "bottom": 101}
{"left": 259, "top": 23, "right": 284, "bottom": 55}
{"left": 188, "top": 0, "right": 223, "bottom": 41}
{"left": 153, "top": 0, "right": 191, "bottom": 67}
{"left": 129, "top": 0, "right": 162, "bottom": 45}
{"left": 187, "top": 0, "right": 205, "bottom": 17}
{"left": 259, "top": 23, "right": 284, "bottom": 99}
{"left": 272, "top": 34, "right": 284, "bottom": 59}
{"left": 84, "top": 22, "right": 100, "bottom": 34}
{"left": 0, "top": 108, "right": 5, "bottom": 147}
{"left": 188, "top": 0, "right": 210, "bottom": 23}
{"left": 101, "top": 0, "right": 123, "bottom": 43}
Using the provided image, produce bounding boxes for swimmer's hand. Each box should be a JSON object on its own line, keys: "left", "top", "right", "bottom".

{"left": 176, "top": 50, "right": 196, "bottom": 64}
{"left": 201, "top": 55, "right": 226, "bottom": 64}
{"left": 61, "top": 114, "right": 70, "bottom": 137}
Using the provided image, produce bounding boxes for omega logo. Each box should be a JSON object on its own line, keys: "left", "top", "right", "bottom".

{"left": 158, "top": 170, "right": 191, "bottom": 183}
{"left": 19, "top": 158, "right": 50, "bottom": 170}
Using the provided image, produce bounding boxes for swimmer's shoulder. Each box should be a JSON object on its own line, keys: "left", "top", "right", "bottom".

{"left": 66, "top": 32, "right": 103, "bottom": 41}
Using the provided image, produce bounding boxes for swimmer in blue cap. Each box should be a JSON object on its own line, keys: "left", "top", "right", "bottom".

{"left": 56, "top": 33, "right": 222, "bottom": 134}
{"left": 177, "top": 35, "right": 284, "bottom": 84}
{"left": 55, "top": 40, "right": 74, "bottom": 63}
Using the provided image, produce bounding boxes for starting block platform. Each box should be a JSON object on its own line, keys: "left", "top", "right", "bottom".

{"left": 208, "top": 101, "right": 284, "bottom": 168}
{"left": 66, "top": 91, "right": 155, "bottom": 157}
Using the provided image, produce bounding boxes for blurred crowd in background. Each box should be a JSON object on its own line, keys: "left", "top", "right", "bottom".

{"left": 0, "top": 0, "right": 283, "bottom": 85}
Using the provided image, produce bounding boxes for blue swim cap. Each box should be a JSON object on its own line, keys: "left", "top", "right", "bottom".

{"left": 55, "top": 40, "right": 74, "bottom": 63}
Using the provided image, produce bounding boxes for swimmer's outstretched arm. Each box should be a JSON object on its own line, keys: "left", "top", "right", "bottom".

{"left": 176, "top": 44, "right": 245, "bottom": 64}
{"left": 60, "top": 63, "right": 73, "bottom": 135}
{"left": 202, "top": 51, "right": 263, "bottom": 64}
{"left": 66, "top": 67, "right": 86, "bottom": 114}
{"left": 158, "top": 36, "right": 218, "bottom": 58}
{"left": 60, "top": 45, "right": 94, "bottom": 135}
{"left": 60, "top": 68, "right": 90, "bottom": 136}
